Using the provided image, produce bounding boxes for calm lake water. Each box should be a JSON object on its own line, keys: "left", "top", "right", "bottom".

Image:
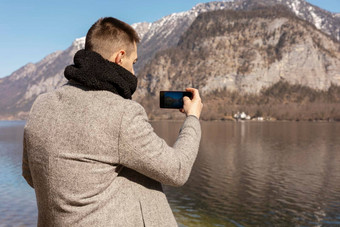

{"left": 1, "top": 120, "right": 340, "bottom": 226}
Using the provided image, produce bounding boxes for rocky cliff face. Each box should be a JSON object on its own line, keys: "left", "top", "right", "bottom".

{"left": 230, "top": 0, "right": 340, "bottom": 41}
{"left": 132, "top": 0, "right": 340, "bottom": 73}
{"left": 136, "top": 6, "right": 340, "bottom": 101}
{"left": 131, "top": 1, "right": 236, "bottom": 73}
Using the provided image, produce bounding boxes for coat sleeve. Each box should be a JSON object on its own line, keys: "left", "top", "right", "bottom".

{"left": 118, "top": 102, "right": 201, "bottom": 187}
{"left": 22, "top": 126, "right": 34, "bottom": 188}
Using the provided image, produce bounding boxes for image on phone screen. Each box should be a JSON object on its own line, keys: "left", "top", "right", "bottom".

{"left": 160, "top": 91, "right": 192, "bottom": 109}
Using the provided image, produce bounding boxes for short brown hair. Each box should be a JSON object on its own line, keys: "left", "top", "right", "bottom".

{"left": 85, "top": 17, "right": 140, "bottom": 59}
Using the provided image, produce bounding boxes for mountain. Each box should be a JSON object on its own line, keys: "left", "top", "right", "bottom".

{"left": 0, "top": 38, "right": 85, "bottom": 119}
{"left": 136, "top": 5, "right": 340, "bottom": 97}
{"left": 1, "top": 0, "right": 339, "bottom": 120}
{"left": 135, "top": 5, "right": 340, "bottom": 120}
{"left": 132, "top": 0, "right": 340, "bottom": 73}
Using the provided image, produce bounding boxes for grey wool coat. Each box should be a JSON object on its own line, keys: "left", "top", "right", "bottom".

{"left": 22, "top": 81, "right": 201, "bottom": 227}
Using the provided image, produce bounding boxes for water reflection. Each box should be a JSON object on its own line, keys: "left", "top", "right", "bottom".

{"left": 153, "top": 121, "right": 340, "bottom": 226}
{"left": 0, "top": 121, "right": 38, "bottom": 226}
{"left": 1, "top": 121, "right": 340, "bottom": 226}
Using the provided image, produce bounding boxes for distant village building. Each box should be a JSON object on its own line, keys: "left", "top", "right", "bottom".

{"left": 233, "top": 112, "right": 251, "bottom": 120}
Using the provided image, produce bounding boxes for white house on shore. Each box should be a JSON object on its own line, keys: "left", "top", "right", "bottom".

{"left": 233, "top": 112, "right": 251, "bottom": 120}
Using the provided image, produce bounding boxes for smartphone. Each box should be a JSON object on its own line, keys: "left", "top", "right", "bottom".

{"left": 160, "top": 91, "right": 193, "bottom": 109}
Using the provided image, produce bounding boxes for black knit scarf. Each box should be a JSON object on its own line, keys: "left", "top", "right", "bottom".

{"left": 64, "top": 49, "right": 137, "bottom": 99}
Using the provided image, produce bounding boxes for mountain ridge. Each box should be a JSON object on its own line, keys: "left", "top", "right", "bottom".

{"left": 135, "top": 5, "right": 340, "bottom": 121}
{"left": 136, "top": 5, "right": 339, "bottom": 98}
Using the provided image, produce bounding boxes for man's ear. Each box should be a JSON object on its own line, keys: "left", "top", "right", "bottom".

{"left": 114, "top": 50, "right": 126, "bottom": 65}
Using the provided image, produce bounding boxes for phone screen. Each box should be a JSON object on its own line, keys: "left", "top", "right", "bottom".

{"left": 160, "top": 91, "right": 192, "bottom": 109}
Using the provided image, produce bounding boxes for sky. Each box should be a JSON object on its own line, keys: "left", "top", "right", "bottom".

{"left": 0, "top": 0, "right": 339, "bottom": 79}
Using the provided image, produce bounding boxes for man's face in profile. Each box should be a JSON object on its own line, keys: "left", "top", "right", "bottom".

{"left": 121, "top": 42, "right": 138, "bottom": 75}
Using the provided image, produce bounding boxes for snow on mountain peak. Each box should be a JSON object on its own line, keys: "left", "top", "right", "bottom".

{"left": 73, "top": 37, "right": 85, "bottom": 49}
{"left": 132, "top": 22, "right": 152, "bottom": 40}
{"left": 68, "top": 0, "right": 338, "bottom": 55}
{"left": 308, "top": 6, "right": 323, "bottom": 29}
{"left": 290, "top": 0, "right": 302, "bottom": 16}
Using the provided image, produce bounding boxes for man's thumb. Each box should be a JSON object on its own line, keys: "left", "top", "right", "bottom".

{"left": 183, "top": 96, "right": 191, "bottom": 103}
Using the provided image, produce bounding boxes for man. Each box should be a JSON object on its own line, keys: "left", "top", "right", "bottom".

{"left": 22, "top": 17, "right": 203, "bottom": 226}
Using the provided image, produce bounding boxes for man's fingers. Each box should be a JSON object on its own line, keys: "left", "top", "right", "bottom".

{"left": 182, "top": 88, "right": 203, "bottom": 119}
{"left": 185, "top": 88, "right": 200, "bottom": 100}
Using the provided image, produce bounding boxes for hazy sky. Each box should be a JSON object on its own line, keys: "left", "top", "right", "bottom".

{"left": 0, "top": 0, "right": 339, "bottom": 78}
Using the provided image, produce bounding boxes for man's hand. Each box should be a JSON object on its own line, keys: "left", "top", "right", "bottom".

{"left": 180, "top": 88, "right": 203, "bottom": 119}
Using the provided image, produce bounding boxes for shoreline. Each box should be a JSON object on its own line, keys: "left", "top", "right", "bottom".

{"left": 0, "top": 118, "right": 339, "bottom": 123}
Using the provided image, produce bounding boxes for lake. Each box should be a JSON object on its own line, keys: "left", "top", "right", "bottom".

{"left": 1, "top": 120, "right": 340, "bottom": 226}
